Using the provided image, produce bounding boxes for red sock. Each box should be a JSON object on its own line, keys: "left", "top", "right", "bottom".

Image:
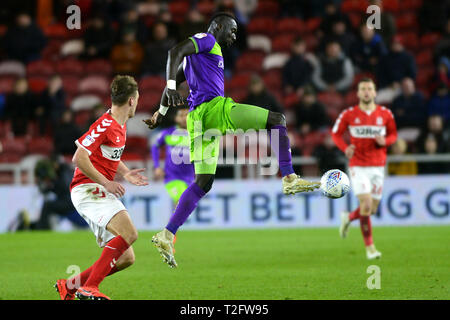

{"left": 66, "top": 265, "right": 119, "bottom": 294}
{"left": 349, "top": 207, "right": 360, "bottom": 221}
{"left": 359, "top": 215, "right": 373, "bottom": 246}
{"left": 83, "top": 235, "right": 130, "bottom": 288}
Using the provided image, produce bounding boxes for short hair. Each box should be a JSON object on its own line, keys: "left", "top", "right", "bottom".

{"left": 110, "top": 75, "right": 138, "bottom": 106}
{"left": 358, "top": 77, "right": 376, "bottom": 90}
{"left": 207, "top": 11, "right": 236, "bottom": 28}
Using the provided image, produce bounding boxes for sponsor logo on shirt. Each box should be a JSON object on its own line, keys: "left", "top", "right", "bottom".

{"left": 194, "top": 33, "right": 207, "bottom": 39}
{"left": 349, "top": 125, "right": 386, "bottom": 138}
{"left": 82, "top": 135, "right": 95, "bottom": 147}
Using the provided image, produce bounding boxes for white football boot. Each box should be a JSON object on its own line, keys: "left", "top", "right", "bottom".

{"left": 366, "top": 245, "right": 382, "bottom": 260}
{"left": 339, "top": 211, "right": 351, "bottom": 238}
{"left": 152, "top": 228, "right": 178, "bottom": 268}
{"left": 282, "top": 174, "right": 321, "bottom": 195}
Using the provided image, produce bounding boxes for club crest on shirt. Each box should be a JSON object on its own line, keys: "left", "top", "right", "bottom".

{"left": 355, "top": 117, "right": 361, "bottom": 124}
{"left": 376, "top": 117, "right": 383, "bottom": 125}
{"left": 194, "top": 33, "right": 207, "bottom": 39}
{"left": 218, "top": 60, "right": 224, "bottom": 69}
{"left": 82, "top": 135, "right": 95, "bottom": 147}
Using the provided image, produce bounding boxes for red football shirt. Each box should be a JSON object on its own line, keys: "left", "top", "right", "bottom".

{"left": 331, "top": 105, "right": 397, "bottom": 167}
{"left": 70, "top": 110, "right": 127, "bottom": 191}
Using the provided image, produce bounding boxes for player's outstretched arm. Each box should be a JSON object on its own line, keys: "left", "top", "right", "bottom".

{"left": 117, "top": 161, "right": 149, "bottom": 186}
{"left": 73, "top": 146, "right": 125, "bottom": 197}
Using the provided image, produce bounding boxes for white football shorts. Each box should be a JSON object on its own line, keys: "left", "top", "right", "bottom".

{"left": 348, "top": 166, "right": 385, "bottom": 200}
{"left": 71, "top": 183, "right": 126, "bottom": 247}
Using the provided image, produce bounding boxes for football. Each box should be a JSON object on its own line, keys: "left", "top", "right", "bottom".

{"left": 320, "top": 169, "right": 350, "bottom": 199}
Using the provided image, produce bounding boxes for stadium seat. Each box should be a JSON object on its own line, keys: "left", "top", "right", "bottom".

{"left": 227, "top": 88, "right": 248, "bottom": 103}
{"left": 84, "top": 59, "right": 112, "bottom": 76}
{"left": 271, "top": 34, "right": 296, "bottom": 53}
{"left": 247, "top": 35, "right": 272, "bottom": 53}
{"left": 415, "top": 50, "right": 433, "bottom": 67}
{"left": 400, "top": 0, "right": 422, "bottom": 11}
{"left": 196, "top": 0, "right": 215, "bottom": 16}
{"left": 341, "top": 0, "right": 366, "bottom": 13}
{"left": 420, "top": 33, "right": 442, "bottom": 48}
{"left": 235, "top": 51, "right": 265, "bottom": 74}
{"left": 139, "top": 92, "right": 161, "bottom": 112}
{"left": 61, "top": 75, "right": 81, "bottom": 95}
{"left": 395, "top": 13, "right": 418, "bottom": 30}
{"left": 139, "top": 76, "right": 166, "bottom": 92}
{"left": 60, "top": 39, "right": 84, "bottom": 57}
{"left": 71, "top": 94, "right": 102, "bottom": 111}
{"left": 0, "top": 61, "right": 26, "bottom": 77}
{"left": 303, "top": 34, "right": 319, "bottom": 51}
{"left": 28, "top": 76, "right": 48, "bottom": 93}
{"left": 0, "top": 121, "right": 12, "bottom": 139}
{"left": 169, "top": 1, "right": 190, "bottom": 24}
{"left": 416, "top": 66, "right": 434, "bottom": 88}
{"left": 0, "top": 137, "right": 28, "bottom": 159}
{"left": 74, "top": 109, "right": 92, "bottom": 128}
{"left": 0, "top": 76, "right": 17, "bottom": 94}
{"left": 305, "top": 18, "right": 322, "bottom": 33}
{"left": 283, "top": 93, "right": 300, "bottom": 109}
{"left": 400, "top": 32, "right": 420, "bottom": 52}
{"left": 27, "top": 136, "right": 54, "bottom": 155}
{"left": 247, "top": 17, "right": 276, "bottom": 36}
{"left": 262, "top": 52, "right": 289, "bottom": 70}
{"left": 41, "top": 40, "right": 63, "bottom": 61}
{"left": 317, "top": 91, "right": 345, "bottom": 110}
{"left": 57, "top": 59, "right": 84, "bottom": 75}
{"left": 276, "top": 17, "right": 305, "bottom": 36}
{"left": 348, "top": 13, "right": 362, "bottom": 29}
{"left": 26, "top": 60, "right": 55, "bottom": 76}
{"left": 262, "top": 69, "right": 282, "bottom": 91}
{"left": 43, "top": 23, "right": 70, "bottom": 40}
{"left": 382, "top": 0, "right": 400, "bottom": 13}
{"left": 78, "top": 75, "right": 110, "bottom": 94}
{"left": 254, "top": 0, "right": 280, "bottom": 17}
{"left": 227, "top": 73, "right": 251, "bottom": 90}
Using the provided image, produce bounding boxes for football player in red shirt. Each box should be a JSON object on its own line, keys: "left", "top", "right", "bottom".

{"left": 332, "top": 78, "right": 397, "bottom": 260}
{"left": 54, "top": 75, "right": 148, "bottom": 300}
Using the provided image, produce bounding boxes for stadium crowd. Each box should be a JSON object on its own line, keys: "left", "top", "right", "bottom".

{"left": 0, "top": 0, "right": 449, "bottom": 182}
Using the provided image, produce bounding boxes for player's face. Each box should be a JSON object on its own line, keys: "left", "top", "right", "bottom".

{"left": 175, "top": 109, "right": 189, "bottom": 129}
{"left": 357, "top": 82, "right": 376, "bottom": 104}
{"left": 218, "top": 18, "right": 237, "bottom": 47}
{"left": 128, "top": 91, "right": 139, "bottom": 118}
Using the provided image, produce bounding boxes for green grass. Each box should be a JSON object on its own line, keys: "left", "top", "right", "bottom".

{"left": 0, "top": 226, "right": 449, "bottom": 300}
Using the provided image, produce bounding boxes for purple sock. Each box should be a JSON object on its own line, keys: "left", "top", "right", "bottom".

{"left": 166, "top": 182, "right": 206, "bottom": 235}
{"left": 270, "top": 125, "right": 295, "bottom": 177}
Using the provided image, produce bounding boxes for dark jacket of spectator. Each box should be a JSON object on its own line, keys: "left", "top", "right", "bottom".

{"left": 295, "top": 88, "right": 331, "bottom": 133}
{"left": 3, "top": 14, "right": 47, "bottom": 63}
{"left": 82, "top": 16, "right": 115, "bottom": 59}
{"left": 427, "top": 84, "right": 450, "bottom": 122}
{"left": 313, "top": 136, "right": 346, "bottom": 174}
{"left": 350, "top": 26, "right": 387, "bottom": 73}
{"left": 54, "top": 111, "right": 81, "bottom": 156}
{"left": 142, "top": 22, "right": 176, "bottom": 76}
{"left": 38, "top": 75, "right": 66, "bottom": 130}
{"left": 243, "top": 75, "right": 283, "bottom": 114}
{"left": 391, "top": 79, "right": 426, "bottom": 128}
{"left": 282, "top": 38, "right": 313, "bottom": 93}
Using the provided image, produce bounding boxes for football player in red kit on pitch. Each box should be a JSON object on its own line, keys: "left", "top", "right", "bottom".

{"left": 54, "top": 75, "right": 149, "bottom": 300}
{"left": 331, "top": 78, "right": 397, "bottom": 260}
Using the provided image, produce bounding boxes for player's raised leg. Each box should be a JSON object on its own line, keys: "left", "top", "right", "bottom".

{"left": 357, "top": 194, "right": 381, "bottom": 260}
{"left": 228, "top": 103, "right": 321, "bottom": 194}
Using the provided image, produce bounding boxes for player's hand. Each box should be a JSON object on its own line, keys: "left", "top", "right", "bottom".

{"left": 345, "top": 144, "right": 355, "bottom": 159}
{"left": 143, "top": 111, "right": 163, "bottom": 130}
{"left": 166, "top": 89, "right": 184, "bottom": 107}
{"left": 103, "top": 181, "right": 126, "bottom": 198}
{"left": 154, "top": 167, "right": 165, "bottom": 181}
{"left": 375, "top": 135, "right": 386, "bottom": 147}
{"left": 123, "top": 168, "right": 149, "bottom": 186}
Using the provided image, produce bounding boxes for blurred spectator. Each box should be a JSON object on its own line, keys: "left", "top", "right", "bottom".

{"left": 179, "top": 9, "right": 207, "bottom": 40}
{"left": 318, "top": 2, "right": 353, "bottom": 39}
{"left": 312, "top": 41, "right": 354, "bottom": 93}
{"left": 119, "top": 5, "right": 148, "bottom": 45}
{"left": 391, "top": 78, "right": 426, "bottom": 129}
{"left": 3, "top": 12, "right": 47, "bottom": 64}
{"left": 434, "top": 18, "right": 450, "bottom": 62}
{"left": 82, "top": 15, "right": 115, "bottom": 60}
{"left": 282, "top": 37, "right": 314, "bottom": 95}
{"left": 427, "top": 82, "right": 450, "bottom": 122}
{"left": 243, "top": 74, "right": 283, "bottom": 113}
{"left": 350, "top": 24, "right": 387, "bottom": 73}
{"left": 318, "top": 19, "right": 356, "bottom": 56}
{"left": 418, "top": 134, "right": 449, "bottom": 174}
{"left": 110, "top": 28, "right": 144, "bottom": 76}
{"left": 54, "top": 110, "right": 81, "bottom": 156}
{"left": 387, "top": 138, "right": 418, "bottom": 176}
{"left": 418, "top": 0, "right": 450, "bottom": 34}
{"left": 416, "top": 115, "right": 450, "bottom": 154}
{"left": 4, "top": 78, "right": 38, "bottom": 136}
{"left": 37, "top": 75, "right": 66, "bottom": 133}
{"left": 233, "top": 0, "right": 258, "bottom": 24}
{"left": 312, "top": 135, "right": 346, "bottom": 174}
{"left": 431, "top": 57, "right": 450, "bottom": 92}
{"left": 376, "top": 36, "right": 416, "bottom": 104}
{"left": 294, "top": 86, "right": 331, "bottom": 135}
{"left": 85, "top": 103, "right": 107, "bottom": 131}
{"left": 142, "top": 22, "right": 176, "bottom": 76}
{"left": 159, "top": 9, "right": 180, "bottom": 41}
{"left": 366, "top": 0, "right": 397, "bottom": 46}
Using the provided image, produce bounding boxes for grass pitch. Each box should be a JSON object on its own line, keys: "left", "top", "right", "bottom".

{"left": 0, "top": 226, "right": 449, "bottom": 300}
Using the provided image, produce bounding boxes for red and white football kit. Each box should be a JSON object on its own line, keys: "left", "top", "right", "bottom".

{"left": 331, "top": 105, "right": 397, "bottom": 199}
{"left": 70, "top": 110, "right": 127, "bottom": 247}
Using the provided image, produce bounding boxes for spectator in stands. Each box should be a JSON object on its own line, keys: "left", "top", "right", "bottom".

{"left": 179, "top": 9, "right": 207, "bottom": 40}
{"left": 37, "top": 74, "right": 66, "bottom": 133}
{"left": 142, "top": 22, "right": 176, "bottom": 77}
{"left": 391, "top": 78, "right": 426, "bottom": 129}
{"left": 158, "top": 9, "right": 180, "bottom": 41}
{"left": 119, "top": 5, "right": 148, "bottom": 45}
{"left": 3, "top": 12, "right": 47, "bottom": 64}
{"left": 110, "top": 28, "right": 144, "bottom": 76}
{"left": 376, "top": 36, "right": 416, "bottom": 104}
{"left": 282, "top": 37, "right": 314, "bottom": 95}
{"left": 243, "top": 74, "right": 283, "bottom": 113}
{"left": 418, "top": 134, "right": 449, "bottom": 174}
{"left": 350, "top": 24, "right": 387, "bottom": 73}
{"left": 387, "top": 138, "right": 418, "bottom": 176}
{"left": 82, "top": 15, "right": 115, "bottom": 60}
{"left": 294, "top": 86, "right": 330, "bottom": 135}
{"left": 313, "top": 135, "right": 346, "bottom": 174}
{"left": 312, "top": 41, "right": 354, "bottom": 93}
{"left": 4, "top": 77, "right": 37, "bottom": 136}
{"left": 318, "top": 2, "right": 353, "bottom": 39}
{"left": 416, "top": 114, "right": 450, "bottom": 154}
{"left": 318, "top": 19, "right": 356, "bottom": 56}
{"left": 366, "top": 0, "right": 397, "bottom": 46}
{"left": 431, "top": 57, "right": 450, "bottom": 92}
{"left": 428, "top": 82, "right": 450, "bottom": 122}
{"left": 434, "top": 18, "right": 450, "bottom": 62}
{"left": 54, "top": 110, "right": 81, "bottom": 156}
